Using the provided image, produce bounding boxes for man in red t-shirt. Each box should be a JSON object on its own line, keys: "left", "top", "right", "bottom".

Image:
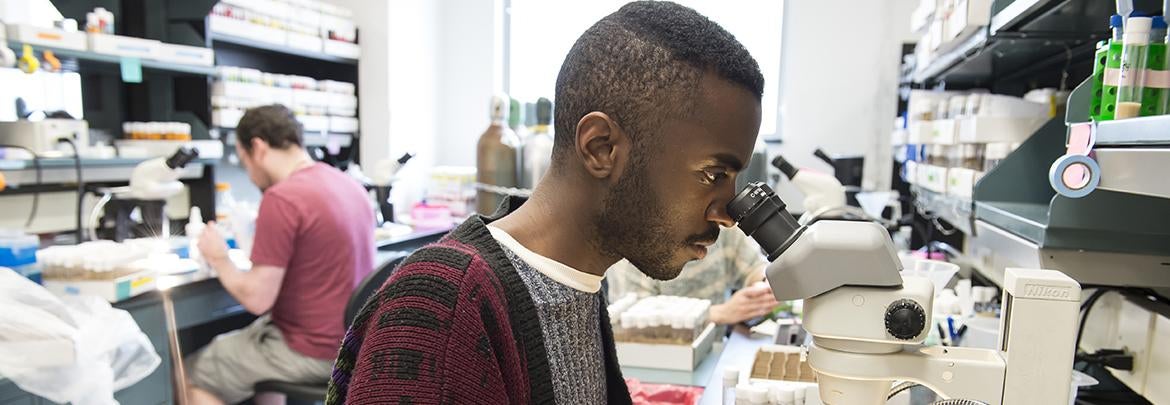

{"left": 189, "top": 105, "right": 375, "bottom": 405}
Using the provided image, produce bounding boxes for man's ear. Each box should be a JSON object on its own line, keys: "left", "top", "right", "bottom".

{"left": 250, "top": 137, "right": 268, "bottom": 159}
{"left": 576, "top": 112, "right": 628, "bottom": 180}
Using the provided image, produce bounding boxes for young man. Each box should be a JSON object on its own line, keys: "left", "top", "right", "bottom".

{"left": 190, "top": 105, "right": 375, "bottom": 405}
{"left": 606, "top": 227, "right": 780, "bottom": 326}
{"left": 329, "top": 2, "right": 764, "bottom": 403}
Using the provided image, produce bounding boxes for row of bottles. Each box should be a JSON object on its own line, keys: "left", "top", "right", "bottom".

{"left": 476, "top": 95, "right": 555, "bottom": 214}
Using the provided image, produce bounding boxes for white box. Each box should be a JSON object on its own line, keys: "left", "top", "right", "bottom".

{"left": 947, "top": 168, "right": 976, "bottom": 198}
{"left": 957, "top": 116, "right": 1047, "bottom": 144}
{"left": 268, "top": 87, "right": 294, "bottom": 108}
{"left": 323, "top": 39, "right": 360, "bottom": 59}
{"left": 907, "top": 121, "right": 932, "bottom": 144}
{"left": 212, "top": 108, "right": 245, "bottom": 128}
{"left": 292, "top": 89, "right": 330, "bottom": 108}
{"left": 43, "top": 269, "right": 157, "bottom": 303}
{"left": 328, "top": 116, "right": 359, "bottom": 133}
{"left": 157, "top": 43, "right": 214, "bottom": 66}
{"left": 319, "top": 80, "right": 355, "bottom": 95}
{"left": 940, "top": 0, "right": 991, "bottom": 51}
{"left": 6, "top": 24, "right": 87, "bottom": 51}
{"left": 285, "top": 31, "right": 323, "bottom": 53}
{"left": 615, "top": 323, "right": 717, "bottom": 371}
{"left": 929, "top": 119, "right": 958, "bottom": 145}
{"left": 975, "top": 94, "right": 1050, "bottom": 118}
{"left": 328, "top": 92, "right": 358, "bottom": 110}
{"left": 212, "top": 81, "right": 268, "bottom": 103}
{"left": 919, "top": 164, "right": 949, "bottom": 193}
{"left": 209, "top": 15, "right": 287, "bottom": 46}
{"left": 298, "top": 114, "right": 330, "bottom": 132}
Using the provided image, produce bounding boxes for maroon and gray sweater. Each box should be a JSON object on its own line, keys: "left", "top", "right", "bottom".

{"left": 327, "top": 197, "right": 631, "bottom": 404}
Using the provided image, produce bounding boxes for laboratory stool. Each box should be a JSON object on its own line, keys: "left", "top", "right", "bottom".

{"left": 253, "top": 256, "right": 406, "bottom": 404}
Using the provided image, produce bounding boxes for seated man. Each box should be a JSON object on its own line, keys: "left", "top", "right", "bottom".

{"left": 606, "top": 227, "right": 779, "bottom": 326}
{"left": 328, "top": 2, "right": 764, "bottom": 403}
{"left": 190, "top": 105, "right": 375, "bottom": 405}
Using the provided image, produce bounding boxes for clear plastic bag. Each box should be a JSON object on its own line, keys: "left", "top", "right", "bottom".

{"left": 0, "top": 268, "right": 161, "bottom": 405}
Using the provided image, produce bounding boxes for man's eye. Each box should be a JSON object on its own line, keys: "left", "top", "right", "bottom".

{"left": 701, "top": 170, "right": 729, "bottom": 184}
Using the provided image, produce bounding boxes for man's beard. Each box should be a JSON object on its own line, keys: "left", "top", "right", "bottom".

{"left": 595, "top": 159, "right": 688, "bottom": 281}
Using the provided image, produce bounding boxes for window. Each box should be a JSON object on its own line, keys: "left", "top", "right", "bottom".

{"left": 505, "top": 0, "right": 783, "bottom": 135}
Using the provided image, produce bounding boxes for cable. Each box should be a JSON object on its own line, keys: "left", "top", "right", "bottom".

{"left": 888, "top": 381, "right": 920, "bottom": 399}
{"left": 1076, "top": 289, "right": 1110, "bottom": 352}
{"left": 56, "top": 138, "right": 83, "bottom": 243}
{"left": 0, "top": 144, "right": 43, "bottom": 228}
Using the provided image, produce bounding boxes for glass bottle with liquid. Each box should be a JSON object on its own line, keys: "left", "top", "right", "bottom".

{"left": 1116, "top": 17, "right": 1153, "bottom": 119}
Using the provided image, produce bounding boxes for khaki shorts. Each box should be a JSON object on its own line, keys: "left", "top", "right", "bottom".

{"left": 187, "top": 315, "right": 333, "bottom": 404}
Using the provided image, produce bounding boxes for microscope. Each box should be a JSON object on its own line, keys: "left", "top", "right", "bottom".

{"left": 728, "top": 182, "right": 1081, "bottom": 405}
{"left": 91, "top": 148, "right": 200, "bottom": 241}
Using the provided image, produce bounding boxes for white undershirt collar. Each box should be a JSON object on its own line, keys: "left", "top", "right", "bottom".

{"left": 487, "top": 225, "right": 604, "bottom": 293}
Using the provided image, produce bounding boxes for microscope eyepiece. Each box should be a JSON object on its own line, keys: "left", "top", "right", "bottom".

{"left": 727, "top": 182, "right": 803, "bottom": 261}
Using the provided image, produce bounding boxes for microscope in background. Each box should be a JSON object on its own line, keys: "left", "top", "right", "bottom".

{"left": 368, "top": 152, "right": 414, "bottom": 225}
{"left": 90, "top": 148, "right": 200, "bottom": 241}
{"left": 728, "top": 182, "right": 1081, "bottom": 405}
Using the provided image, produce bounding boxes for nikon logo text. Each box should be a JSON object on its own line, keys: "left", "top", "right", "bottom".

{"left": 1023, "top": 284, "right": 1071, "bottom": 300}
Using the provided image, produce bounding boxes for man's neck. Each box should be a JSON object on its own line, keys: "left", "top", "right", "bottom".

{"left": 491, "top": 180, "right": 617, "bottom": 277}
{"left": 268, "top": 148, "right": 315, "bottom": 183}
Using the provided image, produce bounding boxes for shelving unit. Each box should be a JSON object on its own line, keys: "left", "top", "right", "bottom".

{"left": 912, "top": 0, "right": 1163, "bottom": 90}
{"left": 209, "top": 33, "right": 357, "bottom": 65}
{"left": 6, "top": 41, "right": 216, "bottom": 76}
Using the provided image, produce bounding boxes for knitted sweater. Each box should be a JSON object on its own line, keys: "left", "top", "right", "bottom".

{"left": 327, "top": 197, "right": 631, "bottom": 404}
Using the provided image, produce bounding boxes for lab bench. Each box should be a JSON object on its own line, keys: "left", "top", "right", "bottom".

{"left": 0, "top": 226, "right": 448, "bottom": 404}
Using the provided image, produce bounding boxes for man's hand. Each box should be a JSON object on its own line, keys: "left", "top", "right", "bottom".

{"left": 197, "top": 221, "right": 230, "bottom": 266}
{"left": 709, "top": 281, "right": 781, "bottom": 325}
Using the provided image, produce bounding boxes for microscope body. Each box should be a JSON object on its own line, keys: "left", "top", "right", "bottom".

{"left": 763, "top": 219, "right": 1080, "bottom": 405}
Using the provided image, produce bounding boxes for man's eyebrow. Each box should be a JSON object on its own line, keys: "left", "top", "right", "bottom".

{"left": 708, "top": 153, "right": 745, "bottom": 172}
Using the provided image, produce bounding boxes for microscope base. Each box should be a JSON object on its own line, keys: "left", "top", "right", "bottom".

{"left": 808, "top": 342, "right": 1006, "bottom": 405}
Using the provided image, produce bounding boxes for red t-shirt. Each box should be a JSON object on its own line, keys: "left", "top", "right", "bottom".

{"left": 250, "top": 163, "right": 375, "bottom": 359}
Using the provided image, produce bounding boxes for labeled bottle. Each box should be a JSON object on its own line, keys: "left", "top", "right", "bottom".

{"left": 520, "top": 97, "right": 554, "bottom": 189}
{"left": 187, "top": 206, "right": 205, "bottom": 262}
{"left": 722, "top": 368, "right": 739, "bottom": 405}
{"left": 214, "top": 182, "right": 238, "bottom": 249}
{"left": 1116, "top": 17, "right": 1153, "bottom": 119}
{"left": 476, "top": 95, "right": 520, "bottom": 214}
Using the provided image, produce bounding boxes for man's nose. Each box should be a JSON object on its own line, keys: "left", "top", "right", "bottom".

{"left": 707, "top": 200, "right": 735, "bottom": 228}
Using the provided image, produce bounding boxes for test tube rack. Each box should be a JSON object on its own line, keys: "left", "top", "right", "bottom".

{"left": 1090, "top": 40, "right": 1168, "bottom": 121}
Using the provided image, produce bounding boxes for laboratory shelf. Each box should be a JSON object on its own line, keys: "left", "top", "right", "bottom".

{"left": 0, "top": 157, "right": 216, "bottom": 188}
{"left": 5, "top": 41, "right": 216, "bottom": 76}
{"left": 912, "top": 30, "right": 1100, "bottom": 87}
{"left": 988, "top": 0, "right": 1160, "bottom": 35}
{"left": 1095, "top": 115, "right": 1170, "bottom": 146}
{"left": 912, "top": 186, "right": 975, "bottom": 235}
{"left": 914, "top": 0, "right": 1165, "bottom": 87}
{"left": 1094, "top": 148, "right": 1170, "bottom": 199}
{"left": 209, "top": 33, "right": 358, "bottom": 65}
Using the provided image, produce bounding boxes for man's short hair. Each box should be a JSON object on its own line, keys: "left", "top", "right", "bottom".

{"left": 237, "top": 104, "right": 303, "bottom": 152}
{"left": 553, "top": 1, "right": 764, "bottom": 161}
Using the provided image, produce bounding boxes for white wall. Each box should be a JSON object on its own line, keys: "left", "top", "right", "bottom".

{"left": 337, "top": 0, "right": 919, "bottom": 214}
{"left": 324, "top": 0, "right": 446, "bottom": 212}
{"left": 435, "top": 0, "right": 504, "bottom": 167}
{"left": 770, "top": 0, "right": 916, "bottom": 212}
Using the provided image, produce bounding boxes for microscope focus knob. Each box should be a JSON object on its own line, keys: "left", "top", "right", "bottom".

{"left": 884, "top": 299, "right": 926, "bottom": 340}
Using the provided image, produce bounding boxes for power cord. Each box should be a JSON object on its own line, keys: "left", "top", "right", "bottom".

{"left": 55, "top": 138, "right": 84, "bottom": 243}
{"left": 1076, "top": 289, "right": 1110, "bottom": 353}
{"left": 0, "top": 144, "right": 42, "bottom": 228}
